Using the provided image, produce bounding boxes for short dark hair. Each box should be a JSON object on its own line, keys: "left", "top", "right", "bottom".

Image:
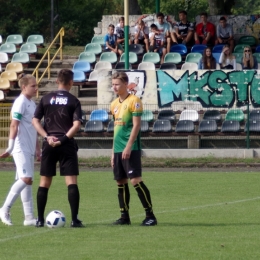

{"left": 179, "top": 10, "right": 187, "bottom": 16}
{"left": 108, "top": 24, "right": 115, "bottom": 29}
{"left": 200, "top": 12, "right": 208, "bottom": 17}
{"left": 119, "top": 17, "right": 124, "bottom": 22}
{"left": 156, "top": 12, "right": 164, "bottom": 18}
{"left": 57, "top": 69, "right": 73, "bottom": 85}
{"left": 219, "top": 16, "right": 226, "bottom": 22}
{"left": 150, "top": 23, "right": 158, "bottom": 30}
{"left": 112, "top": 71, "right": 129, "bottom": 84}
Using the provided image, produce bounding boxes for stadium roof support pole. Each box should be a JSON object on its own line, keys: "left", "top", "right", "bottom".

{"left": 156, "top": 0, "right": 160, "bottom": 13}
{"left": 124, "top": 0, "right": 129, "bottom": 69}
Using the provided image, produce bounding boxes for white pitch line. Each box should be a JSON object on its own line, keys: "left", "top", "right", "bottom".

{"left": 1, "top": 196, "right": 260, "bottom": 243}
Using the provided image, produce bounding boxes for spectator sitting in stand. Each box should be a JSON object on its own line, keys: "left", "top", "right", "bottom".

{"left": 219, "top": 44, "right": 236, "bottom": 69}
{"left": 215, "top": 16, "right": 234, "bottom": 52}
{"left": 115, "top": 17, "right": 131, "bottom": 51}
{"left": 198, "top": 47, "right": 216, "bottom": 69}
{"left": 149, "top": 23, "right": 166, "bottom": 64}
{"left": 104, "top": 24, "right": 123, "bottom": 55}
{"left": 134, "top": 20, "right": 149, "bottom": 52}
{"left": 194, "top": 12, "right": 215, "bottom": 46}
{"left": 241, "top": 46, "right": 258, "bottom": 69}
{"left": 172, "top": 10, "right": 194, "bottom": 45}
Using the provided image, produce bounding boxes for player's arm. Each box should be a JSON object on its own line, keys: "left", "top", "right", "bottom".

{"left": 122, "top": 116, "right": 141, "bottom": 160}
{"left": 0, "top": 119, "right": 19, "bottom": 158}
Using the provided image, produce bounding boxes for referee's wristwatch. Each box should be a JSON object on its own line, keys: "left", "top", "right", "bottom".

{"left": 44, "top": 135, "right": 48, "bottom": 141}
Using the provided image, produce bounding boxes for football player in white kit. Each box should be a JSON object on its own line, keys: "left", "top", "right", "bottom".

{"left": 0, "top": 74, "right": 41, "bottom": 226}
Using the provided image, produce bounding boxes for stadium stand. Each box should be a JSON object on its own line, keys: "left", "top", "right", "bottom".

{"left": 129, "top": 44, "right": 144, "bottom": 55}
{"left": 0, "top": 71, "right": 17, "bottom": 81}
{"left": 73, "top": 61, "right": 91, "bottom": 73}
{"left": 181, "top": 62, "right": 198, "bottom": 70}
{"left": 84, "top": 120, "right": 104, "bottom": 133}
{"left": 88, "top": 70, "right": 98, "bottom": 81}
{"left": 255, "top": 45, "right": 260, "bottom": 53}
{"left": 238, "top": 36, "right": 256, "bottom": 46}
{"left": 253, "top": 53, "right": 260, "bottom": 63}
{"left": 85, "top": 43, "right": 102, "bottom": 55}
{"left": 89, "top": 109, "right": 109, "bottom": 123}
{"left": 91, "top": 35, "right": 105, "bottom": 45}
{"left": 106, "top": 120, "right": 114, "bottom": 133}
{"left": 137, "top": 62, "right": 155, "bottom": 70}
{"left": 198, "top": 120, "right": 218, "bottom": 133}
{"left": 212, "top": 44, "right": 225, "bottom": 53}
{"left": 232, "top": 52, "right": 243, "bottom": 62}
{"left": 141, "top": 110, "right": 154, "bottom": 122}
{"left": 142, "top": 52, "right": 160, "bottom": 64}
{"left": 185, "top": 53, "right": 202, "bottom": 63}
{"left": 94, "top": 61, "right": 112, "bottom": 70}
{"left": 170, "top": 44, "right": 187, "bottom": 55}
{"left": 249, "top": 110, "right": 260, "bottom": 120}
{"left": 0, "top": 43, "right": 16, "bottom": 54}
{"left": 175, "top": 120, "right": 195, "bottom": 133}
{"left": 225, "top": 108, "right": 244, "bottom": 123}
{"left": 99, "top": 52, "right": 117, "bottom": 64}
{"left": 26, "top": 34, "right": 44, "bottom": 47}
{"left": 11, "top": 53, "right": 30, "bottom": 64}
{"left": 6, "top": 34, "right": 23, "bottom": 46}
{"left": 0, "top": 52, "right": 8, "bottom": 64}
{"left": 152, "top": 119, "right": 172, "bottom": 133}
{"left": 160, "top": 62, "right": 177, "bottom": 70}
{"left": 157, "top": 110, "right": 175, "bottom": 123}
{"left": 140, "top": 120, "right": 150, "bottom": 133}
{"left": 72, "top": 69, "right": 86, "bottom": 82}
{"left": 212, "top": 53, "right": 221, "bottom": 63}
{"left": 202, "top": 110, "right": 222, "bottom": 124}
{"left": 0, "top": 78, "right": 10, "bottom": 90}
{"left": 221, "top": 120, "right": 241, "bottom": 133}
{"left": 19, "top": 43, "right": 37, "bottom": 54}
{"left": 179, "top": 110, "right": 199, "bottom": 122}
{"left": 78, "top": 52, "right": 96, "bottom": 64}
{"left": 244, "top": 120, "right": 260, "bottom": 133}
{"left": 120, "top": 52, "right": 138, "bottom": 64}
{"left": 5, "top": 62, "right": 23, "bottom": 73}
{"left": 115, "top": 62, "right": 132, "bottom": 70}
{"left": 191, "top": 44, "right": 207, "bottom": 54}
{"left": 164, "top": 53, "right": 182, "bottom": 64}
{"left": 234, "top": 44, "right": 247, "bottom": 53}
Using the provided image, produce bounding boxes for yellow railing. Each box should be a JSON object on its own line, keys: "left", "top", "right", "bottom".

{"left": 0, "top": 103, "right": 12, "bottom": 152}
{"left": 32, "top": 27, "right": 65, "bottom": 97}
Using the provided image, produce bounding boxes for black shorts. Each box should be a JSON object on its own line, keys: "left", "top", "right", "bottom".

{"left": 40, "top": 139, "right": 79, "bottom": 177}
{"left": 113, "top": 150, "right": 142, "bottom": 180}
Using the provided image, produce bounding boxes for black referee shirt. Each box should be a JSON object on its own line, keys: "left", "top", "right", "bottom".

{"left": 34, "top": 90, "right": 82, "bottom": 137}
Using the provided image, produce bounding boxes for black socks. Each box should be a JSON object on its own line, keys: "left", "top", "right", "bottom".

{"left": 68, "top": 184, "right": 80, "bottom": 221}
{"left": 37, "top": 187, "right": 49, "bottom": 221}
{"left": 117, "top": 183, "right": 130, "bottom": 218}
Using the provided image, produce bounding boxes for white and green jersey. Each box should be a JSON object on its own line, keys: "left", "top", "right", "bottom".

{"left": 11, "top": 94, "right": 37, "bottom": 155}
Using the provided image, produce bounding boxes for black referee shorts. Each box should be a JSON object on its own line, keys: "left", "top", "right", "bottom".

{"left": 40, "top": 139, "right": 79, "bottom": 177}
{"left": 113, "top": 150, "right": 142, "bottom": 180}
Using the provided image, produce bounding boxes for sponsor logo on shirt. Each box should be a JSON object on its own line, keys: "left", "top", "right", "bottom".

{"left": 50, "top": 96, "right": 68, "bottom": 105}
{"left": 114, "top": 107, "right": 118, "bottom": 114}
{"left": 135, "top": 103, "right": 141, "bottom": 109}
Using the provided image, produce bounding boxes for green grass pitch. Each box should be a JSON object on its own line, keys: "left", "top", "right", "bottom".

{"left": 0, "top": 170, "right": 260, "bottom": 259}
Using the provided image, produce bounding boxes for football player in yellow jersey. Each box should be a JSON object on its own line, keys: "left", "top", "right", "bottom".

{"left": 110, "top": 72, "right": 157, "bottom": 226}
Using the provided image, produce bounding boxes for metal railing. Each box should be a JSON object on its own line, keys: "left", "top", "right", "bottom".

{"left": 32, "top": 27, "right": 65, "bottom": 97}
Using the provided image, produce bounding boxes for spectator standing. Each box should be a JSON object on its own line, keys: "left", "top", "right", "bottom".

{"left": 173, "top": 10, "right": 194, "bottom": 45}
{"left": 198, "top": 47, "right": 216, "bottom": 69}
{"left": 219, "top": 44, "right": 236, "bottom": 69}
{"left": 216, "top": 16, "right": 234, "bottom": 52}
{"left": 194, "top": 12, "right": 216, "bottom": 45}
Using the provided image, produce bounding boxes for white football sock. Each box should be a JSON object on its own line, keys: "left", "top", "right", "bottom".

{"left": 1, "top": 179, "right": 27, "bottom": 213}
{"left": 21, "top": 185, "right": 34, "bottom": 220}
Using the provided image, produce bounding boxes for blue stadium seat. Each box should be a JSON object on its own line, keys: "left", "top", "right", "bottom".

{"left": 72, "top": 69, "right": 86, "bottom": 82}
{"left": 84, "top": 121, "right": 104, "bottom": 133}
{"left": 255, "top": 45, "right": 260, "bottom": 53}
{"left": 107, "top": 121, "right": 114, "bottom": 133}
{"left": 212, "top": 53, "right": 221, "bottom": 63}
{"left": 152, "top": 120, "right": 172, "bottom": 133}
{"left": 175, "top": 120, "right": 195, "bottom": 133}
{"left": 221, "top": 120, "right": 240, "bottom": 133}
{"left": 198, "top": 120, "right": 218, "bottom": 133}
{"left": 73, "top": 61, "right": 91, "bottom": 72}
{"left": 191, "top": 44, "right": 207, "bottom": 54}
{"left": 170, "top": 44, "right": 187, "bottom": 55}
{"left": 89, "top": 109, "right": 109, "bottom": 123}
{"left": 212, "top": 44, "right": 225, "bottom": 53}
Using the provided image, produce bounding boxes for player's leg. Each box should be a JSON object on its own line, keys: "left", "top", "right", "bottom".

{"left": 127, "top": 150, "right": 157, "bottom": 226}
{"left": 0, "top": 152, "right": 32, "bottom": 226}
{"left": 112, "top": 152, "right": 131, "bottom": 225}
{"left": 60, "top": 140, "right": 83, "bottom": 228}
{"left": 36, "top": 141, "right": 56, "bottom": 227}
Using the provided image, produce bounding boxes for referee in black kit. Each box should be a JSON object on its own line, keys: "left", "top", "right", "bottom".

{"left": 32, "top": 69, "right": 84, "bottom": 227}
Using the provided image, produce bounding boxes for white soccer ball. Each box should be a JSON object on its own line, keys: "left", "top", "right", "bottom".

{"left": 46, "top": 210, "right": 66, "bottom": 228}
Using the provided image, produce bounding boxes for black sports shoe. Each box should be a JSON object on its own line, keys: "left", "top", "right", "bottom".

{"left": 35, "top": 220, "right": 44, "bottom": 227}
{"left": 112, "top": 218, "right": 131, "bottom": 225}
{"left": 141, "top": 217, "right": 157, "bottom": 226}
{"left": 70, "top": 219, "right": 84, "bottom": 228}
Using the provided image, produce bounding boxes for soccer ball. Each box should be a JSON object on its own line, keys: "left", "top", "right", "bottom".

{"left": 46, "top": 210, "right": 66, "bottom": 228}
